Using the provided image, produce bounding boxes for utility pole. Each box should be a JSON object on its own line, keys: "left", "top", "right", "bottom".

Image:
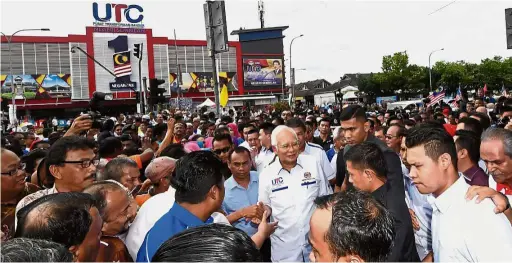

{"left": 258, "top": 0, "right": 265, "bottom": 28}
{"left": 429, "top": 48, "right": 444, "bottom": 92}
{"left": 289, "top": 34, "right": 303, "bottom": 108}
{"left": 204, "top": 0, "right": 229, "bottom": 117}
{"left": 134, "top": 43, "right": 144, "bottom": 114}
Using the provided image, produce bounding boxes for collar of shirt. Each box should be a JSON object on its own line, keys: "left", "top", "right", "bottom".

{"left": 429, "top": 176, "right": 466, "bottom": 214}
{"left": 274, "top": 156, "right": 304, "bottom": 174}
{"left": 171, "top": 202, "right": 214, "bottom": 227}
{"left": 462, "top": 165, "right": 481, "bottom": 182}
{"left": 226, "top": 172, "right": 258, "bottom": 190}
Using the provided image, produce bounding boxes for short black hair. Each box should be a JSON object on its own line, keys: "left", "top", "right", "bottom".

{"left": 319, "top": 118, "right": 331, "bottom": 125}
{"left": 212, "top": 133, "right": 233, "bottom": 146}
{"left": 458, "top": 117, "right": 483, "bottom": 137}
{"left": 344, "top": 142, "right": 387, "bottom": 179}
{"left": 160, "top": 144, "right": 187, "bottom": 159}
{"left": 46, "top": 136, "right": 95, "bottom": 166}
{"left": 328, "top": 190, "right": 395, "bottom": 262}
{"left": 454, "top": 130, "right": 481, "bottom": 164}
{"left": 272, "top": 116, "right": 285, "bottom": 126}
{"left": 1, "top": 238, "right": 74, "bottom": 262}
{"left": 403, "top": 119, "right": 416, "bottom": 127}
{"left": 272, "top": 60, "right": 280, "bottom": 65}
{"left": 152, "top": 224, "right": 261, "bottom": 262}
{"left": 98, "top": 137, "right": 122, "bottom": 158}
{"left": 21, "top": 149, "right": 47, "bottom": 175}
{"left": 171, "top": 151, "right": 225, "bottom": 204}
{"left": 470, "top": 112, "right": 491, "bottom": 130}
{"left": 153, "top": 123, "right": 168, "bottom": 138}
{"left": 228, "top": 146, "right": 252, "bottom": 162}
{"left": 314, "top": 193, "right": 338, "bottom": 210}
{"left": 15, "top": 192, "right": 98, "bottom": 249}
{"left": 259, "top": 122, "right": 276, "bottom": 135}
{"left": 388, "top": 124, "right": 407, "bottom": 137}
{"left": 246, "top": 129, "right": 259, "bottom": 136}
{"left": 286, "top": 118, "right": 307, "bottom": 133}
{"left": 100, "top": 157, "right": 138, "bottom": 182}
{"left": 214, "top": 127, "right": 230, "bottom": 136}
{"left": 405, "top": 124, "right": 457, "bottom": 168}
{"left": 340, "top": 105, "right": 367, "bottom": 122}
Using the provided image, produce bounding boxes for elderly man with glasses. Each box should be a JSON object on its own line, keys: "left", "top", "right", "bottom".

{"left": 258, "top": 125, "right": 331, "bottom": 262}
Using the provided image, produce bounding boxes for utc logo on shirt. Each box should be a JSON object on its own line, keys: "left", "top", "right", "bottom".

{"left": 272, "top": 177, "right": 284, "bottom": 186}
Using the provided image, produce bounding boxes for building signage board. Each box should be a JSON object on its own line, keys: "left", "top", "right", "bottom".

{"left": 92, "top": 2, "right": 145, "bottom": 28}
{"left": 243, "top": 59, "right": 283, "bottom": 86}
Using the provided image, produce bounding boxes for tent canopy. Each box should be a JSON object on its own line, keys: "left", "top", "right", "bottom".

{"left": 340, "top": 86, "right": 358, "bottom": 94}
{"left": 197, "top": 98, "right": 216, "bottom": 108}
{"left": 343, "top": 91, "right": 358, "bottom": 99}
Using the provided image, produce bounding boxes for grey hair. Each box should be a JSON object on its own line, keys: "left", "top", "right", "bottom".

{"left": 333, "top": 127, "right": 343, "bottom": 141}
{"left": 271, "top": 125, "right": 298, "bottom": 147}
{"left": 481, "top": 128, "right": 512, "bottom": 158}
{"left": 1, "top": 238, "right": 74, "bottom": 262}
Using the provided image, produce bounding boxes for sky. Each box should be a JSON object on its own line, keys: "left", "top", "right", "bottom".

{"left": 1, "top": 0, "right": 511, "bottom": 84}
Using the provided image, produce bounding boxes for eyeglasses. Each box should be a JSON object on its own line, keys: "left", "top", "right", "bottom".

{"left": 213, "top": 147, "right": 231, "bottom": 155}
{"left": 278, "top": 141, "right": 300, "bottom": 150}
{"left": 1, "top": 163, "right": 26, "bottom": 176}
{"left": 61, "top": 159, "right": 100, "bottom": 168}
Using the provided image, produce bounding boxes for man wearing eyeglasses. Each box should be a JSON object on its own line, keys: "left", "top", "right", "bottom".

{"left": 258, "top": 126, "right": 331, "bottom": 262}
{"left": 212, "top": 133, "right": 233, "bottom": 164}
{"left": 15, "top": 136, "right": 98, "bottom": 219}
{"left": 1, "top": 148, "right": 40, "bottom": 241}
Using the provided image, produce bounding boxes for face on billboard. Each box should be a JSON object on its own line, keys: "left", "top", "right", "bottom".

{"left": 243, "top": 59, "right": 283, "bottom": 86}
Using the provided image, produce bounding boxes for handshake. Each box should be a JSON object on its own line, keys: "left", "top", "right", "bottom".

{"left": 241, "top": 201, "right": 267, "bottom": 224}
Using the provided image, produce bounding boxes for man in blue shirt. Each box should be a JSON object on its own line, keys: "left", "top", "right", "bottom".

{"left": 222, "top": 147, "right": 263, "bottom": 236}
{"left": 136, "top": 151, "right": 227, "bottom": 262}
{"left": 222, "top": 147, "right": 271, "bottom": 261}
{"left": 136, "top": 151, "right": 276, "bottom": 262}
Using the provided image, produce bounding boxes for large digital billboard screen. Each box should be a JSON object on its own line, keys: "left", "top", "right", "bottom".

{"left": 243, "top": 59, "right": 283, "bottom": 86}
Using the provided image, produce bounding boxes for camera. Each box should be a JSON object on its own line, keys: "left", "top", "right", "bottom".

{"left": 87, "top": 92, "right": 111, "bottom": 128}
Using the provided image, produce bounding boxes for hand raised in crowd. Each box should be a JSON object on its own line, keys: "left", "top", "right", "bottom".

{"left": 141, "top": 136, "right": 152, "bottom": 151}
{"left": 63, "top": 114, "right": 93, "bottom": 137}
{"left": 465, "top": 185, "right": 510, "bottom": 214}
{"left": 167, "top": 118, "right": 176, "bottom": 130}
{"left": 409, "top": 208, "right": 420, "bottom": 231}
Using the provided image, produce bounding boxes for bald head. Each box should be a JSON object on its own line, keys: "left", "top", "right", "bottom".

{"left": 145, "top": 157, "right": 177, "bottom": 183}
{"left": 476, "top": 106, "right": 487, "bottom": 114}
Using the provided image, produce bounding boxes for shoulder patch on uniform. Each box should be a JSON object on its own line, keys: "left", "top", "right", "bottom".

{"left": 307, "top": 142, "right": 323, "bottom": 150}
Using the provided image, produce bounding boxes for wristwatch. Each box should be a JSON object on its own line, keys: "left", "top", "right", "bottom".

{"left": 497, "top": 191, "right": 511, "bottom": 211}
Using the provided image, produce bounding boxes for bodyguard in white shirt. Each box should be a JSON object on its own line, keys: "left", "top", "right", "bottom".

{"left": 286, "top": 118, "right": 336, "bottom": 184}
{"left": 259, "top": 126, "right": 331, "bottom": 262}
{"left": 405, "top": 125, "right": 512, "bottom": 262}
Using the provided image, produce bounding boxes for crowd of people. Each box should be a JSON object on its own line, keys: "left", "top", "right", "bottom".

{"left": 1, "top": 97, "right": 512, "bottom": 262}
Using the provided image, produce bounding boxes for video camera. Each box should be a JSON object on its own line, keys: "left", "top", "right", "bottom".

{"left": 87, "top": 92, "right": 112, "bottom": 129}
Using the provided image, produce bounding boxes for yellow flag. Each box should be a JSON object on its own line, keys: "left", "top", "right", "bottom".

{"left": 220, "top": 84, "right": 229, "bottom": 107}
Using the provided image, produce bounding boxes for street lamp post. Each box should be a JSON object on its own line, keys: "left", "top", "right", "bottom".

{"left": 0, "top": 28, "right": 50, "bottom": 127}
{"left": 429, "top": 48, "right": 444, "bottom": 92}
{"left": 289, "top": 34, "right": 303, "bottom": 107}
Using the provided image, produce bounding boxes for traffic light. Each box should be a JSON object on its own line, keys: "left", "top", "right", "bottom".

{"left": 506, "top": 8, "right": 512, "bottom": 49}
{"left": 134, "top": 43, "right": 142, "bottom": 58}
{"left": 149, "top": 78, "right": 166, "bottom": 108}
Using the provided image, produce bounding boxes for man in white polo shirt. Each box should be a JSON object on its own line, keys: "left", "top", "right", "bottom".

{"left": 406, "top": 125, "right": 512, "bottom": 262}
{"left": 259, "top": 125, "right": 331, "bottom": 262}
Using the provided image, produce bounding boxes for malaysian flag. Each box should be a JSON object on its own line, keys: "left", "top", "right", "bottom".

{"left": 112, "top": 51, "right": 132, "bottom": 77}
{"left": 450, "top": 85, "right": 462, "bottom": 108}
{"left": 427, "top": 90, "right": 446, "bottom": 108}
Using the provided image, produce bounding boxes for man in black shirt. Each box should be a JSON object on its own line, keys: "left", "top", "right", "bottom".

{"left": 335, "top": 105, "right": 405, "bottom": 200}
{"left": 344, "top": 142, "right": 419, "bottom": 262}
{"left": 312, "top": 118, "right": 333, "bottom": 151}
